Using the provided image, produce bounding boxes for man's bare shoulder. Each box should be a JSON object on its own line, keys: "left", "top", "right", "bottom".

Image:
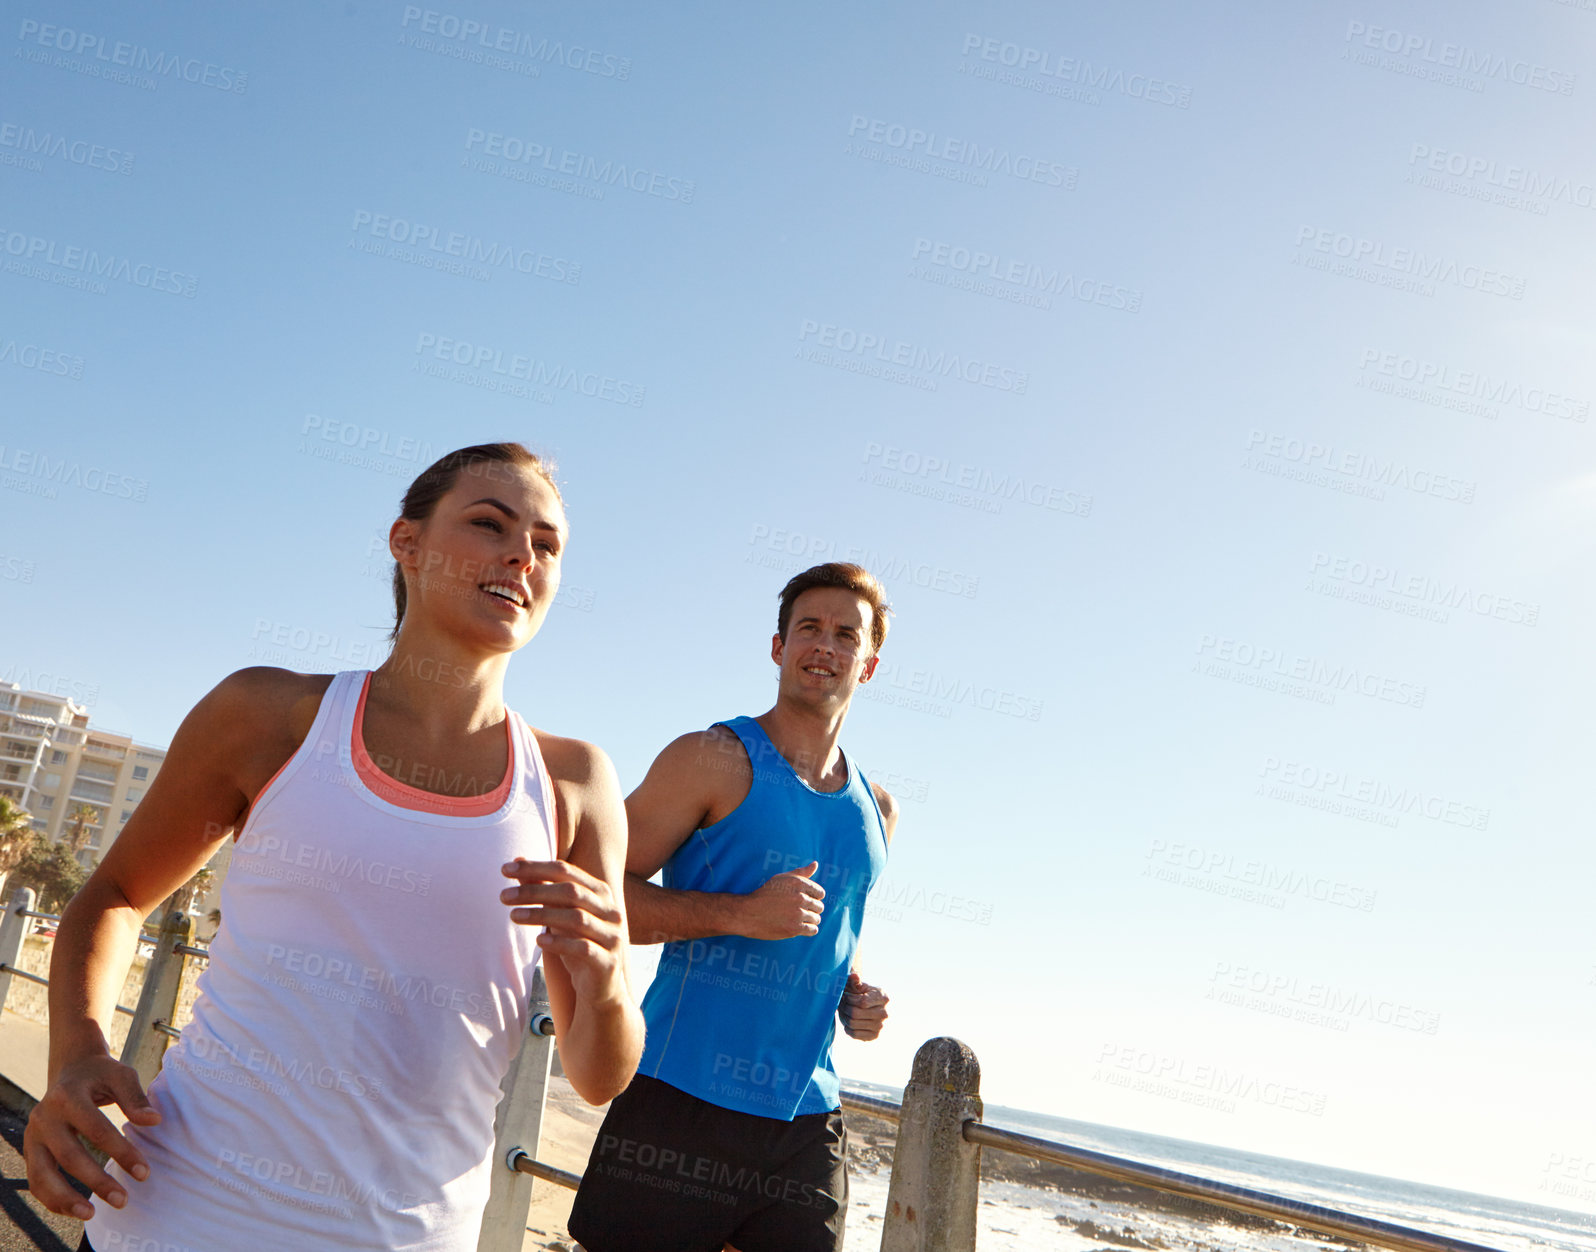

{"left": 624, "top": 726, "right": 749, "bottom": 860}
{"left": 652, "top": 724, "right": 751, "bottom": 784}
{"left": 870, "top": 781, "right": 899, "bottom": 840}
{"left": 623, "top": 726, "right": 750, "bottom": 832}
{"left": 870, "top": 781, "right": 898, "bottom": 820}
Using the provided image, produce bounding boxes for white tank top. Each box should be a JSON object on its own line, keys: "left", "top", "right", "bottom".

{"left": 88, "top": 670, "right": 556, "bottom": 1252}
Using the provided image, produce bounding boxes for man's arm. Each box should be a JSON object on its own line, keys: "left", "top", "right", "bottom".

{"left": 840, "top": 783, "right": 898, "bottom": 1041}
{"left": 624, "top": 728, "right": 825, "bottom": 945}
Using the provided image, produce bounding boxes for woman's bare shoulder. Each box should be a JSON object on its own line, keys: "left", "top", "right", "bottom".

{"left": 207, "top": 667, "right": 336, "bottom": 736}
{"left": 183, "top": 669, "right": 338, "bottom": 804}
{"left": 528, "top": 728, "right": 615, "bottom": 788}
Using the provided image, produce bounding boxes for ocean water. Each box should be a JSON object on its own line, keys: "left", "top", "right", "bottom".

{"left": 842, "top": 1083, "right": 1596, "bottom": 1252}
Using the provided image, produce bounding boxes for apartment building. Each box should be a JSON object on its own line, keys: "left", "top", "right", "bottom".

{"left": 0, "top": 681, "right": 167, "bottom": 865}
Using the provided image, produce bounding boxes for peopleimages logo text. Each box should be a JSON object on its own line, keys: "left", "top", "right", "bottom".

{"left": 960, "top": 35, "right": 1193, "bottom": 107}
{"left": 464, "top": 130, "right": 693, "bottom": 202}
{"left": 414, "top": 333, "right": 644, "bottom": 405}
{"left": 1195, "top": 635, "right": 1426, "bottom": 708}
{"left": 399, "top": 7, "right": 630, "bottom": 77}
{"left": 800, "top": 321, "right": 1028, "bottom": 393}
{"left": 15, "top": 19, "right": 249, "bottom": 92}
{"left": 1358, "top": 348, "right": 1589, "bottom": 422}
{"left": 1259, "top": 757, "right": 1490, "bottom": 831}
{"left": 846, "top": 116, "right": 1076, "bottom": 188}
{"left": 1244, "top": 430, "right": 1475, "bottom": 503}
{"left": 868, "top": 661, "right": 1044, "bottom": 722}
{"left": 911, "top": 239, "right": 1141, "bottom": 311}
{"left": 1295, "top": 227, "right": 1525, "bottom": 298}
{"left": 0, "top": 339, "right": 84, "bottom": 378}
{"left": 1343, "top": 21, "right": 1576, "bottom": 94}
{"left": 350, "top": 211, "right": 578, "bottom": 283}
{"left": 862, "top": 443, "right": 1089, "bottom": 516}
{"left": 1408, "top": 145, "right": 1596, "bottom": 209}
{"left": 0, "top": 445, "right": 147, "bottom": 500}
{"left": 0, "top": 228, "right": 197, "bottom": 296}
{"left": 0, "top": 123, "right": 133, "bottom": 174}
{"left": 1310, "top": 553, "right": 1539, "bottom": 626}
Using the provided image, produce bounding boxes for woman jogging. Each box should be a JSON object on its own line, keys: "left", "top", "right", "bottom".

{"left": 24, "top": 442, "right": 644, "bottom": 1251}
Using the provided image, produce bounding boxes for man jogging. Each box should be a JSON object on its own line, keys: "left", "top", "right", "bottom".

{"left": 569, "top": 562, "right": 897, "bottom": 1252}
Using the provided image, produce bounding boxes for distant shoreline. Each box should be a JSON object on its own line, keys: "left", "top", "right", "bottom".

{"left": 843, "top": 1106, "right": 1368, "bottom": 1248}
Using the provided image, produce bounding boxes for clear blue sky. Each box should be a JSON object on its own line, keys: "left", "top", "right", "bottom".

{"left": 3, "top": 0, "right": 1593, "bottom": 1212}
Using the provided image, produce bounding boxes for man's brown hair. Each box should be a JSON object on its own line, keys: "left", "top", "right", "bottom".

{"left": 777, "top": 563, "right": 892, "bottom": 656}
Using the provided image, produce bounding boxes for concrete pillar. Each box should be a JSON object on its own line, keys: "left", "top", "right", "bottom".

{"left": 879, "top": 1036, "right": 983, "bottom": 1252}
{"left": 0, "top": 887, "right": 35, "bottom": 1016}
{"left": 119, "top": 909, "right": 193, "bottom": 1088}
{"left": 476, "top": 965, "right": 555, "bottom": 1252}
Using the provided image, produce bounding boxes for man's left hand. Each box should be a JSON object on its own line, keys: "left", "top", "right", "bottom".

{"left": 839, "top": 971, "right": 889, "bottom": 1041}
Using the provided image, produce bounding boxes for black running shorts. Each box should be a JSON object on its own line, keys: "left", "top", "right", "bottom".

{"left": 567, "top": 1074, "right": 848, "bottom": 1252}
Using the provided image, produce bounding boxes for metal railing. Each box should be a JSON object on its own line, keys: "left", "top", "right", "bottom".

{"left": 0, "top": 887, "right": 1508, "bottom": 1252}
{"left": 840, "top": 1088, "right": 905, "bottom": 1121}
{"left": 494, "top": 1035, "right": 1505, "bottom": 1252}
{"left": 0, "top": 886, "right": 205, "bottom": 1089}
{"left": 960, "top": 1118, "right": 1504, "bottom": 1252}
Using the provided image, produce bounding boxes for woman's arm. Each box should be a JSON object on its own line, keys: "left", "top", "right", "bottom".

{"left": 24, "top": 668, "right": 314, "bottom": 1219}
{"left": 503, "top": 734, "right": 643, "bottom": 1105}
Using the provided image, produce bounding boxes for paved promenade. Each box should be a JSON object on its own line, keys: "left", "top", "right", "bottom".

{"left": 0, "top": 1014, "right": 80, "bottom": 1251}
{"left": 0, "top": 1110, "right": 80, "bottom": 1252}
{"left": 0, "top": 1018, "right": 49, "bottom": 1110}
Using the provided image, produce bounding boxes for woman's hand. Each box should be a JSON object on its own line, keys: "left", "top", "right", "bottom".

{"left": 501, "top": 859, "right": 629, "bottom": 1005}
{"left": 24, "top": 1052, "right": 161, "bottom": 1219}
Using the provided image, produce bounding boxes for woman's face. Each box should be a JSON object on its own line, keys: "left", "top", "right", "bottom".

{"left": 392, "top": 461, "right": 568, "bottom": 654}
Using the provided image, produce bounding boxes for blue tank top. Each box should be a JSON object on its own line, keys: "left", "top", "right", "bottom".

{"left": 637, "top": 716, "right": 889, "bottom": 1120}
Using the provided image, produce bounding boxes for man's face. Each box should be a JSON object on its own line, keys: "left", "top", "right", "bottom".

{"left": 772, "top": 587, "right": 879, "bottom": 705}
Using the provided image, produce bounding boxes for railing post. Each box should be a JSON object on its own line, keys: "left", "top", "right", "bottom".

{"left": 0, "top": 888, "right": 36, "bottom": 1016}
{"left": 476, "top": 965, "right": 555, "bottom": 1252}
{"left": 119, "top": 910, "right": 193, "bottom": 1088}
{"left": 879, "top": 1037, "right": 983, "bottom": 1252}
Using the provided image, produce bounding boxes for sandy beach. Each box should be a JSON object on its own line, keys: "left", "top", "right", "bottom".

{"left": 519, "top": 1075, "right": 601, "bottom": 1250}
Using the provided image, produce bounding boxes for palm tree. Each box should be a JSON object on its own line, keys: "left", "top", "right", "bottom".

{"left": 163, "top": 864, "right": 216, "bottom": 917}
{"left": 6, "top": 836, "right": 86, "bottom": 913}
{"left": 0, "top": 795, "right": 36, "bottom": 896}
{"left": 65, "top": 803, "right": 100, "bottom": 860}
